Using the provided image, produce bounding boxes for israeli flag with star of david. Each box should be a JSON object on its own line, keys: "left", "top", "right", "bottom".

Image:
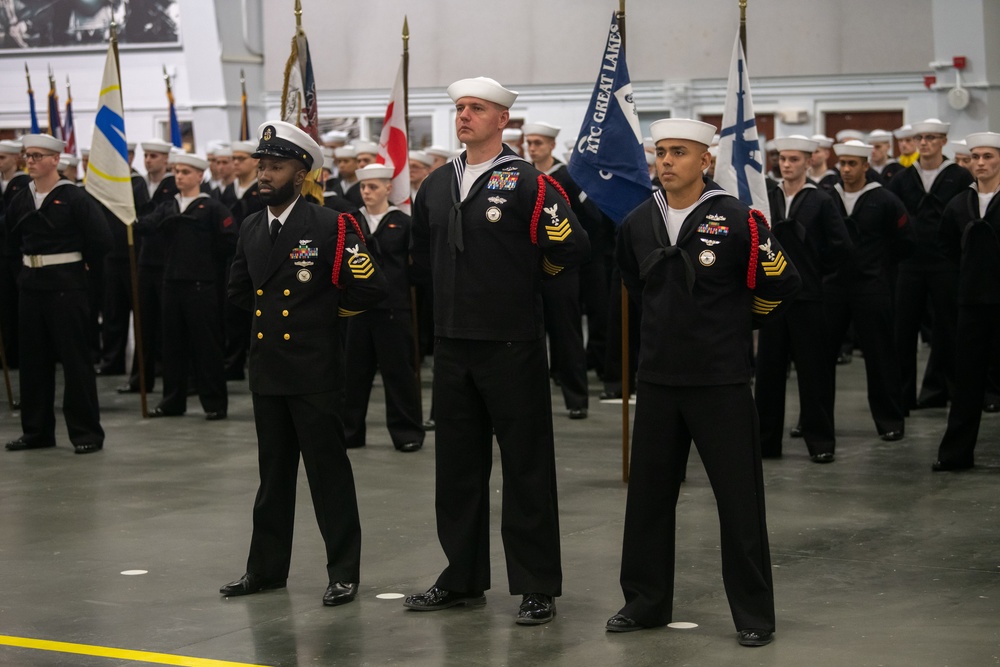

{"left": 85, "top": 42, "right": 136, "bottom": 226}
{"left": 568, "top": 11, "right": 652, "bottom": 226}
{"left": 715, "top": 31, "right": 771, "bottom": 223}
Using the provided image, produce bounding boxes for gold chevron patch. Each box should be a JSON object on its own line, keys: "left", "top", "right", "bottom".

{"left": 752, "top": 296, "right": 782, "bottom": 315}
{"left": 546, "top": 218, "right": 572, "bottom": 242}
{"left": 761, "top": 250, "right": 787, "bottom": 276}
{"left": 542, "top": 256, "right": 564, "bottom": 276}
{"left": 348, "top": 253, "right": 374, "bottom": 279}
{"left": 338, "top": 307, "right": 364, "bottom": 317}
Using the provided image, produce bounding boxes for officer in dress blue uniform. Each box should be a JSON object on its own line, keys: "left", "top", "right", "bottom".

{"left": 221, "top": 120, "right": 388, "bottom": 607}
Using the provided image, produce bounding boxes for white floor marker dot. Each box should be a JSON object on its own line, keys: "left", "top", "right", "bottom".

{"left": 121, "top": 570, "right": 148, "bottom": 576}
{"left": 376, "top": 593, "right": 405, "bottom": 600}
{"left": 668, "top": 622, "right": 698, "bottom": 629}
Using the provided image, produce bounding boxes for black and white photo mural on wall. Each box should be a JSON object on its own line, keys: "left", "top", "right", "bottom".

{"left": 0, "top": 0, "right": 180, "bottom": 49}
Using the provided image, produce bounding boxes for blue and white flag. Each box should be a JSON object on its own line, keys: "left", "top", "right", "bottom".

{"left": 715, "top": 31, "right": 771, "bottom": 222}
{"left": 85, "top": 42, "right": 136, "bottom": 226}
{"left": 568, "top": 11, "right": 651, "bottom": 226}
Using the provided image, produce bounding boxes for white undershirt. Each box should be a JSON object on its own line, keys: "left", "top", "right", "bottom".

{"left": 918, "top": 164, "right": 941, "bottom": 193}
{"left": 665, "top": 201, "right": 697, "bottom": 245}
{"left": 234, "top": 179, "right": 256, "bottom": 200}
{"left": 461, "top": 158, "right": 495, "bottom": 201}
{"left": 979, "top": 191, "right": 997, "bottom": 219}
{"left": 842, "top": 190, "right": 863, "bottom": 216}
{"left": 177, "top": 194, "right": 197, "bottom": 212}
{"left": 362, "top": 209, "right": 387, "bottom": 235}
{"left": 33, "top": 189, "right": 48, "bottom": 210}
{"left": 147, "top": 176, "right": 162, "bottom": 199}
{"left": 784, "top": 194, "right": 795, "bottom": 216}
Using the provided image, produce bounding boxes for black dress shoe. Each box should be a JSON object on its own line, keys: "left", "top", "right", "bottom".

{"left": 403, "top": 585, "right": 485, "bottom": 611}
{"left": 810, "top": 452, "right": 835, "bottom": 463}
{"left": 116, "top": 383, "right": 139, "bottom": 394}
{"left": 568, "top": 408, "right": 588, "bottom": 420}
{"left": 984, "top": 402, "right": 1000, "bottom": 413}
{"left": 5, "top": 438, "right": 55, "bottom": 451}
{"left": 738, "top": 629, "right": 774, "bottom": 646}
{"left": 397, "top": 441, "right": 423, "bottom": 453}
{"left": 219, "top": 573, "right": 286, "bottom": 597}
{"left": 932, "top": 459, "right": 974, "bottom": 472}
{"left": 606, "top": 614, "right": 646, "bottom": 632}
{"left": 205, "top": 411, "right": 227, "bottom": 421}
{"left": 74, "top": 442, "right": 103, "bottom": 455}
{"left": 422, "top": 419, "right": 436, "bottom": 431}
{"left": 516, "top": 593, "right": 555, "bottom": 625}
{"left": 599, "top": 389, "right": 623, "bottom": 400}
{"left": 323, "top": 581, "right": 358, "bottom": 606}
{"left": 880, "top": 430, "right": 904, "bottom": 442}
{"left": 789, "top": 425, "right": 803, "bottom": 438}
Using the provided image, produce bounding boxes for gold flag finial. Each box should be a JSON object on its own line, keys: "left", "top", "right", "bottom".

{"left": 403, "top": 15, "right": 409, "bottom": 42}
{"left": 24, "top": 62, "right": 31, "bottom": 89}
{"left": 294, "top": 0, "right": 302, "bottom": 30}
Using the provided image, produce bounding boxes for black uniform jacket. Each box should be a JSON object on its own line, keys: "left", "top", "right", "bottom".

{"left": 616, "top": 180, "right": 802, "bottom": 387}
{"left": 825, "top": 182, "right": 913, "bottom": 300}
{"left": 767, "top": 181, "right": 852, "bottom": 301}
{"left": 6, "top": 179, "right": 112, "bottom": 291}
{"left": 888, "top": 160, "right": 973, "bottom": 271}
{"left": 228, "top": 197, "right": 388, "bottom": 396}
{"left": 134, "top": 194, "right": 237, "bottom": 282}
{"left": 138, "top": 174, "right": 179, "bottom": 267}
{"left": 411, "top": 146, "right": 591, "bottom": 341}
{"left": 1, "top": 172, "right": 30, "bottom": 257}
{"left": 941, "top": 185, "right": 1000, "bottom": 305}
{"left": 227, "top": 181, "right": 265, "bottom": 230}
{"left": 358, "top": 207, "right": 413, "bottom": 311}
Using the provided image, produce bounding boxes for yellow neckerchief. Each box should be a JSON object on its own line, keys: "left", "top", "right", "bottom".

{"left": 899, "top": 151, "right": 920, "bottom": 168}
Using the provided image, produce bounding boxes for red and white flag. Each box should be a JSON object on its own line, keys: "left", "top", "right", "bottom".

{"left": 376, "top": 58, "right": 410, "bottom": 213}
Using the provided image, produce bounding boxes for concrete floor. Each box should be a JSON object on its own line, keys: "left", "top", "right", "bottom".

{"left": 0, "top": 349, "right": 998, "bottom": 667}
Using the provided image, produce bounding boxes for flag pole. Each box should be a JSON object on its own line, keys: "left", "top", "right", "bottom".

{"left": 618, "top": 0, "right": 631, "bottom": 485}
{"left": 112, "top": 19, "right": 150, "bottom": 418}
{"left": 239, "top": 68, "right": 249, "bottom": 141}
{"left": 402, "top": 16, "right": 423, "bottom": 408}
{"left": 739, "top": 0, "right": 748, "bottom": 58}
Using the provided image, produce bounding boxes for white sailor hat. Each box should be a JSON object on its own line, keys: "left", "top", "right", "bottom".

{"left": 22, "top": 134, "right": 65, "bottom": 153}
{"left": 334, "top": 146, "right": 358, "bottom": 159}
{"left": 213, "top": 146, "right": 233, "bottom": 158}
{"left": 424, "top": 145, "right": 452, "bottom": 159}
{"left": 833, "top": 139, "right": 873, "bottom": 158}
{"left": 949, "top": 140, "right": 970, "bottom": 156}
{"left": 409, "top": 150, "right": 434, "bottom": 167}
{"left": 965, "top": 132, "right": 1000, "bottom": 151}
{"left": 352, "top": 140, "right": 379, "bottom": 156}
{"left": 447, "top": 76, "right": 518, "bottom": 108}
{"left": 166, "top": 147, "right": 185, "bottom": 165}
{"left": 321, "top": 146, "right": 334, "bottom": 158}
{"left": 810, "top": 134, "right": 834, "bottom": 149}
{"left": 711, "top": 134, "right": 721, "bottom": 147}
{"left": 321, "top": 129, "right": 349, "bottom": 144}
{"left": 254, "top": 120, "right": 324, "bottom": 172}
{"left": 323, "top": 156, "right": 334, "bottom": 172}
{"left": 867, "top": 129, "right": 893, "bottom": 144}
{"left": 141, "top": 139, "right": 174, "bottom": 154}
{"left": 893, "top": 124, "right": 916, "bottom": 139}
{"left": 911, "top": 118, "right": 950, "bottom": 135}
{"left": 521, "top": 122, "right": 561, "bottom": 138}
{"left": 835, "top": 129, "right": 867, "bottom": 143}
{"left": 502, "top": 128, "right": 523, "bottom": 142}
{"left": 0, "top": 139, "right": 22, "bottom": 154}
{"left": 708, "top": 145, "right": 719, "bottom": 158}
{"left": 764, "top": 140, "right": 776, "bottom": 152}
{"left": 172, "top": 152, "right": 210, "bottom": 171}
{"left": 649, "top": 118, "right": 717, "bottom": 147}
{"left": 205, "top": 141, "right": 229, "bottom": 156}
{"left": 645, "top": 150, "right": 656, "bottom": 165}
{"left": 774, "top": 135, "right": 819, "bottom": 153}
{"left": 356, "top": 164, "right": 394, "bottom": 181}
{"left": 126, "top": 140, "right": 137, "bottom": 151}
{"left": 58, "top": 153, "right": 80, "bottom": 168}
{"left": 80, "top": 147, "right": 90, "bottom": 157}
{"left": 231, "top": 141, "right": 257, "bottom": 155}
